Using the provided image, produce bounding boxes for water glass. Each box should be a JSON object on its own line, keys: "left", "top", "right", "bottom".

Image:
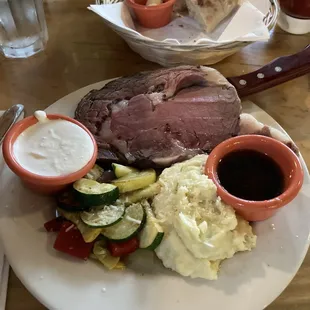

{"left": 0, "top": 0, "right": 48, "bottom": 58}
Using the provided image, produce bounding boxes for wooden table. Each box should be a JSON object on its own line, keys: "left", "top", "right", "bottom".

{"left": 0, "top": 0, "right": 309, "bottom": 309}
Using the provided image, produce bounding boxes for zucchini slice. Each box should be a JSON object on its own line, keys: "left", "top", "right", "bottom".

{"left": 113, "top": 261, "right": 126, "bottom": 270}
{"left": 139, "top": 203, "right": 164, "bottom": 250}
{"left": 122, "top": 183, "right": 161, "bottom": 204}
{"left": 57, "top": 208, "right": 80, "bottom": 225}
{"left": 101, "top": 202, "right": 146, "bottom": 241}
{"left": 57, "top": 208, "right": 101, "bottom": 243}
{"left": 56, "top": 190, "right": 89, "bottom": 212}
{"left": 73, "top": 179, "right": 119, "bottom": 207}
{"left": 90, "top": 252, "right": 126, "bottom": 270}
{"left": 93, "top": 240, "right": 120, "bottom": 270}
{"left": 112, "top": 163, "right": 138, "bottom": 178}
{"left": 112, "top": 169, "right": 156, "bottom": 193}
{"left": 80, "top": 204, "right": 125, "bottom": 228}
{"left": 85, "top": 164, "right": 104, "bottom": 181}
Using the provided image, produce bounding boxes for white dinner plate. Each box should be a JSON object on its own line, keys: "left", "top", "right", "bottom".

{"left": 0, "top": 81, "right": 309, "bottom": 310}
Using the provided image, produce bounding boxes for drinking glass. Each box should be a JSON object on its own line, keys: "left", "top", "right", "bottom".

{"left": 279, "top": 0, "right": 310, "bottom": 19}
{"left": 278, "top": 0, "right": 310, "bottom": 34}
{"left": 0, "top": 0, "right": 48, "bottom": 58}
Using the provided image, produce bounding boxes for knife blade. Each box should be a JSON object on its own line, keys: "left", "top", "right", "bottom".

{"left": 0, "top": 104, "right": 24, "bottom": 145}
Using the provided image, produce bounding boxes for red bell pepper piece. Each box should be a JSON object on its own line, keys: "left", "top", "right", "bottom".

{"left": 107, "top": 238, "right": 139, "bottom": 257}
{"left": 53, "top": 222, "right": 94, "bottom": 260}
{"left": 44, "top": 217, "right": 64, "bottom": 232}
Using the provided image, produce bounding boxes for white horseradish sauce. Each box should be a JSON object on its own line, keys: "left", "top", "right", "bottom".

{"left": 13, "top": 111, "right": 94, "bottom": 177}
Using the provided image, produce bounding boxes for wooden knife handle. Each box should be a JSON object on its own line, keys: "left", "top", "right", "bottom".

{"left": 227, "top": 44, "right": 310, "bottom": 98}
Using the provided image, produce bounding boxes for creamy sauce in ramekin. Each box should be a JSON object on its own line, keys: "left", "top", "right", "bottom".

{"left": 13, "top": 111, "right": 94, "bottom": 177}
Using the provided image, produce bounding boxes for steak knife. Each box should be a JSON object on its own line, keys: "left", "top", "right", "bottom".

{"left": 227, "top": 44, "right": 310, "bottom": 98}
{"left": 0, "top": 104, "right": 24, "bottom": 145}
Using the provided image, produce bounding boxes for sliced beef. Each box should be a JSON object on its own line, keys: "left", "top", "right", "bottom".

{"left": 75, "top": 66, "right": 241, "bottom": 168}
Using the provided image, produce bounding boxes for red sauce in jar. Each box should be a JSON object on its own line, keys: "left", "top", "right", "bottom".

{"left": 280, "top": 0, "right": 310, "bottom": 19}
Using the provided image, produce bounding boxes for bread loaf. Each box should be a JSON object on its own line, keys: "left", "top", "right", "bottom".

{"left": 185, "top": 0, "right": 239, "bottom": 32}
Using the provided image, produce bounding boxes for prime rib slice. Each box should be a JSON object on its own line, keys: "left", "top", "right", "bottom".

{"left": 75, "top": 65, "right": 297, "bottom": 168}
{"left": 75, "top": 66, "right": 241, "bottom": 167}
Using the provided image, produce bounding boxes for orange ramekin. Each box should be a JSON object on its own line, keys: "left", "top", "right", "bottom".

{"left": 2, "top": 114, "right": 98, "bottom": 195}
{"left": 205, "top": 135, "right": 304, "bottom": 222}
{"left": 126, "top": 0, "right": 176, "bottom": 29}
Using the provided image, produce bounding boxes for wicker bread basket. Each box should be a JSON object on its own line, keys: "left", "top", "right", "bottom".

{"left": 102, "top": 0, "right": 279, "bottom": 66}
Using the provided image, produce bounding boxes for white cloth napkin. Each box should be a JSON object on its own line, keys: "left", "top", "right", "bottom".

{"left": 0, "top": 109, "right": 24, "bottom": 310}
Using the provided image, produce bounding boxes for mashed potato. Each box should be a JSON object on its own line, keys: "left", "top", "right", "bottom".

{"left": 153, "top": 154, "right": 256, "bottom": 280}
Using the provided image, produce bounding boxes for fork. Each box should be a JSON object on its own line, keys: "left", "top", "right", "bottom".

{"left": 95, "top": 0, "right": 121, "bottom": 4}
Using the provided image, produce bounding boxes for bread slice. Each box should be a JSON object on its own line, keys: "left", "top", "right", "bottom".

{"left": 185, "top": 0, "right": 239, "bottom": 33}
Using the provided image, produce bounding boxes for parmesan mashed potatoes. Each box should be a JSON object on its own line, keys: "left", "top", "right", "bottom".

{"left": 152, "top": 154, "right": 257, "bottom": 280}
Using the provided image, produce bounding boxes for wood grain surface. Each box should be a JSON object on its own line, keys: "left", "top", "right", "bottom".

{"left": 0, "top": 0, "right": 309, "bottom": 309}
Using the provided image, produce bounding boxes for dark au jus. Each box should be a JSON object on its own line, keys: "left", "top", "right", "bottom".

{"left": 217, "top": 150, "right": 285, "bottom": 201}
